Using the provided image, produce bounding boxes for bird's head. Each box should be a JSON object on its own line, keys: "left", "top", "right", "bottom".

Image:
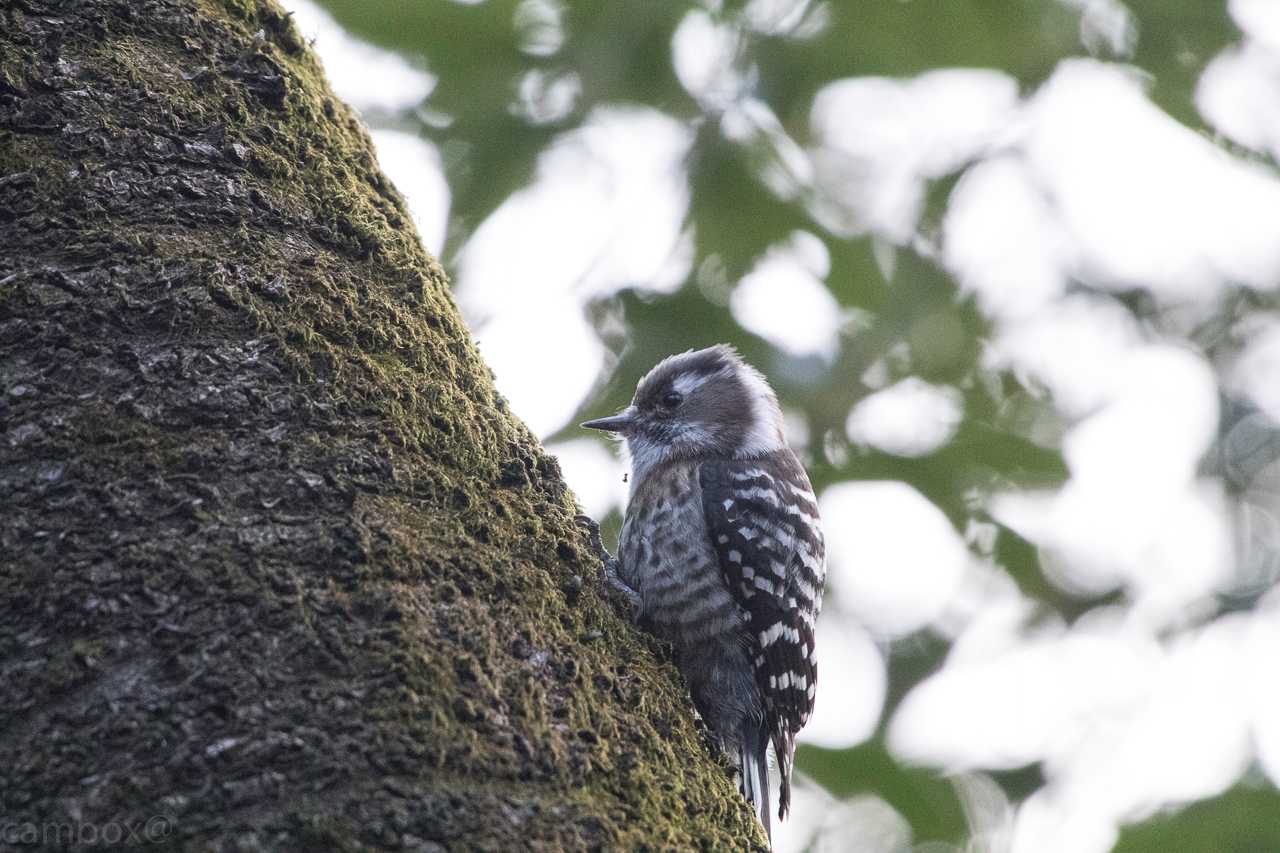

{"left": 582, "top": 344, "right": 785, "bottom": 478}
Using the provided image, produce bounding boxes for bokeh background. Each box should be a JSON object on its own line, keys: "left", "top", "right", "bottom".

{"left": 279, "top": 0, "right": 1280, "bottom": 849}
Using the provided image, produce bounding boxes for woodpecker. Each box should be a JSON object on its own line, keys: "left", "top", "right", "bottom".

{"left": 582, "top": 344, "right": 825, "bottom": 845}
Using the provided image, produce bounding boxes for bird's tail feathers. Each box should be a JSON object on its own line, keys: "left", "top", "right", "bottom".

{"left": 774, "top": 729, "right": 795, "bottom": 821}
{"left": 740, "top": 730, "right": 772, "bottom": 847}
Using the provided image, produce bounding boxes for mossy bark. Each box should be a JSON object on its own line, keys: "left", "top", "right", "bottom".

{"left": 0, "top": 1, "right": 765, "bottom": 849}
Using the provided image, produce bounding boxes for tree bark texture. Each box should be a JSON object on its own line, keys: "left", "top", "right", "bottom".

{"left": 0, "top": 1, "right": 764, "bottom": 849}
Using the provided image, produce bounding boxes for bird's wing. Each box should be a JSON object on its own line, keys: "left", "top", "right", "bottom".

{"left": 699, "top": 453, "right": 824, "bottom": 815}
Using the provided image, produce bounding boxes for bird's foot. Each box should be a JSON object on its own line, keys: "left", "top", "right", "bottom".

{"left": 575, "top": 514, "right": 641, "bottom": 621}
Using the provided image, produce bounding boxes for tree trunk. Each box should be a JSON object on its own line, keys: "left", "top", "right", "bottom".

{"left": 0, "top": 1, "right": 763, "bottom": 849}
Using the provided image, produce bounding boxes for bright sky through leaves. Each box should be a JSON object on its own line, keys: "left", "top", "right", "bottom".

{"left": 285, "top": 0, "right": 1280, "bottom": 849}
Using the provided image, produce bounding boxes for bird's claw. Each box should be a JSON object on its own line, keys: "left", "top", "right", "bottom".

{"left": 575, "top": 514, "right": 641, "bottom": 621}
{"left": 574, "top": 514, "right": 609, "bottom": 563}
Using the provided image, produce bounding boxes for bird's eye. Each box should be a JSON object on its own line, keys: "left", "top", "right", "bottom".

{"left": 661, "top": 390, "right": 684, "bottom": 409}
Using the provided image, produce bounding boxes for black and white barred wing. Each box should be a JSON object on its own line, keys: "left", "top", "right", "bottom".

{"left": 699, "top": 455, "right": 825, "bottom": 808}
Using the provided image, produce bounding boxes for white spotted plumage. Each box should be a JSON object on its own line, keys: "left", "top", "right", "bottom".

{"left": 582, "top": 344, "right": 825, "bottom": 847}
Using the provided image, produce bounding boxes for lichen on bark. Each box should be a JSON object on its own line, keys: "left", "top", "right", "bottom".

{"left": 0, "top": 0, "right": 765, "bottom": 849}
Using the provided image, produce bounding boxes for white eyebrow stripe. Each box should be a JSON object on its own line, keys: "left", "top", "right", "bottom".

{"left": 733, "top": 363, "right": 785, "bottom": 457}
{"left": 672, "top": 372, "right": 713, "bottom": 396}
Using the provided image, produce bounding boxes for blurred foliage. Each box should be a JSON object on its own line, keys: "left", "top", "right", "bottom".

{"left": 310, "top": 0, "right": 1268, "bottom": 850}
{"left": 1113, "top": 783, "right": 1280, "bottom": 853}
{"left": 799, "top": 741, "right": 968, "bottom": 844}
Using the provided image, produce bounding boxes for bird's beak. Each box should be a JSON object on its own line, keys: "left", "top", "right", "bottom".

{"left": 581, "top": 408, "right": 635, "bottom": 434}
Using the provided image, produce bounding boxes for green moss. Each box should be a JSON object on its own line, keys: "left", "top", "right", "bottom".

{"left": 296, "top": 814, "right": 364, "bottom": 852}
{"left": 0, "top": 0, "right": 766, "bottom": 848}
